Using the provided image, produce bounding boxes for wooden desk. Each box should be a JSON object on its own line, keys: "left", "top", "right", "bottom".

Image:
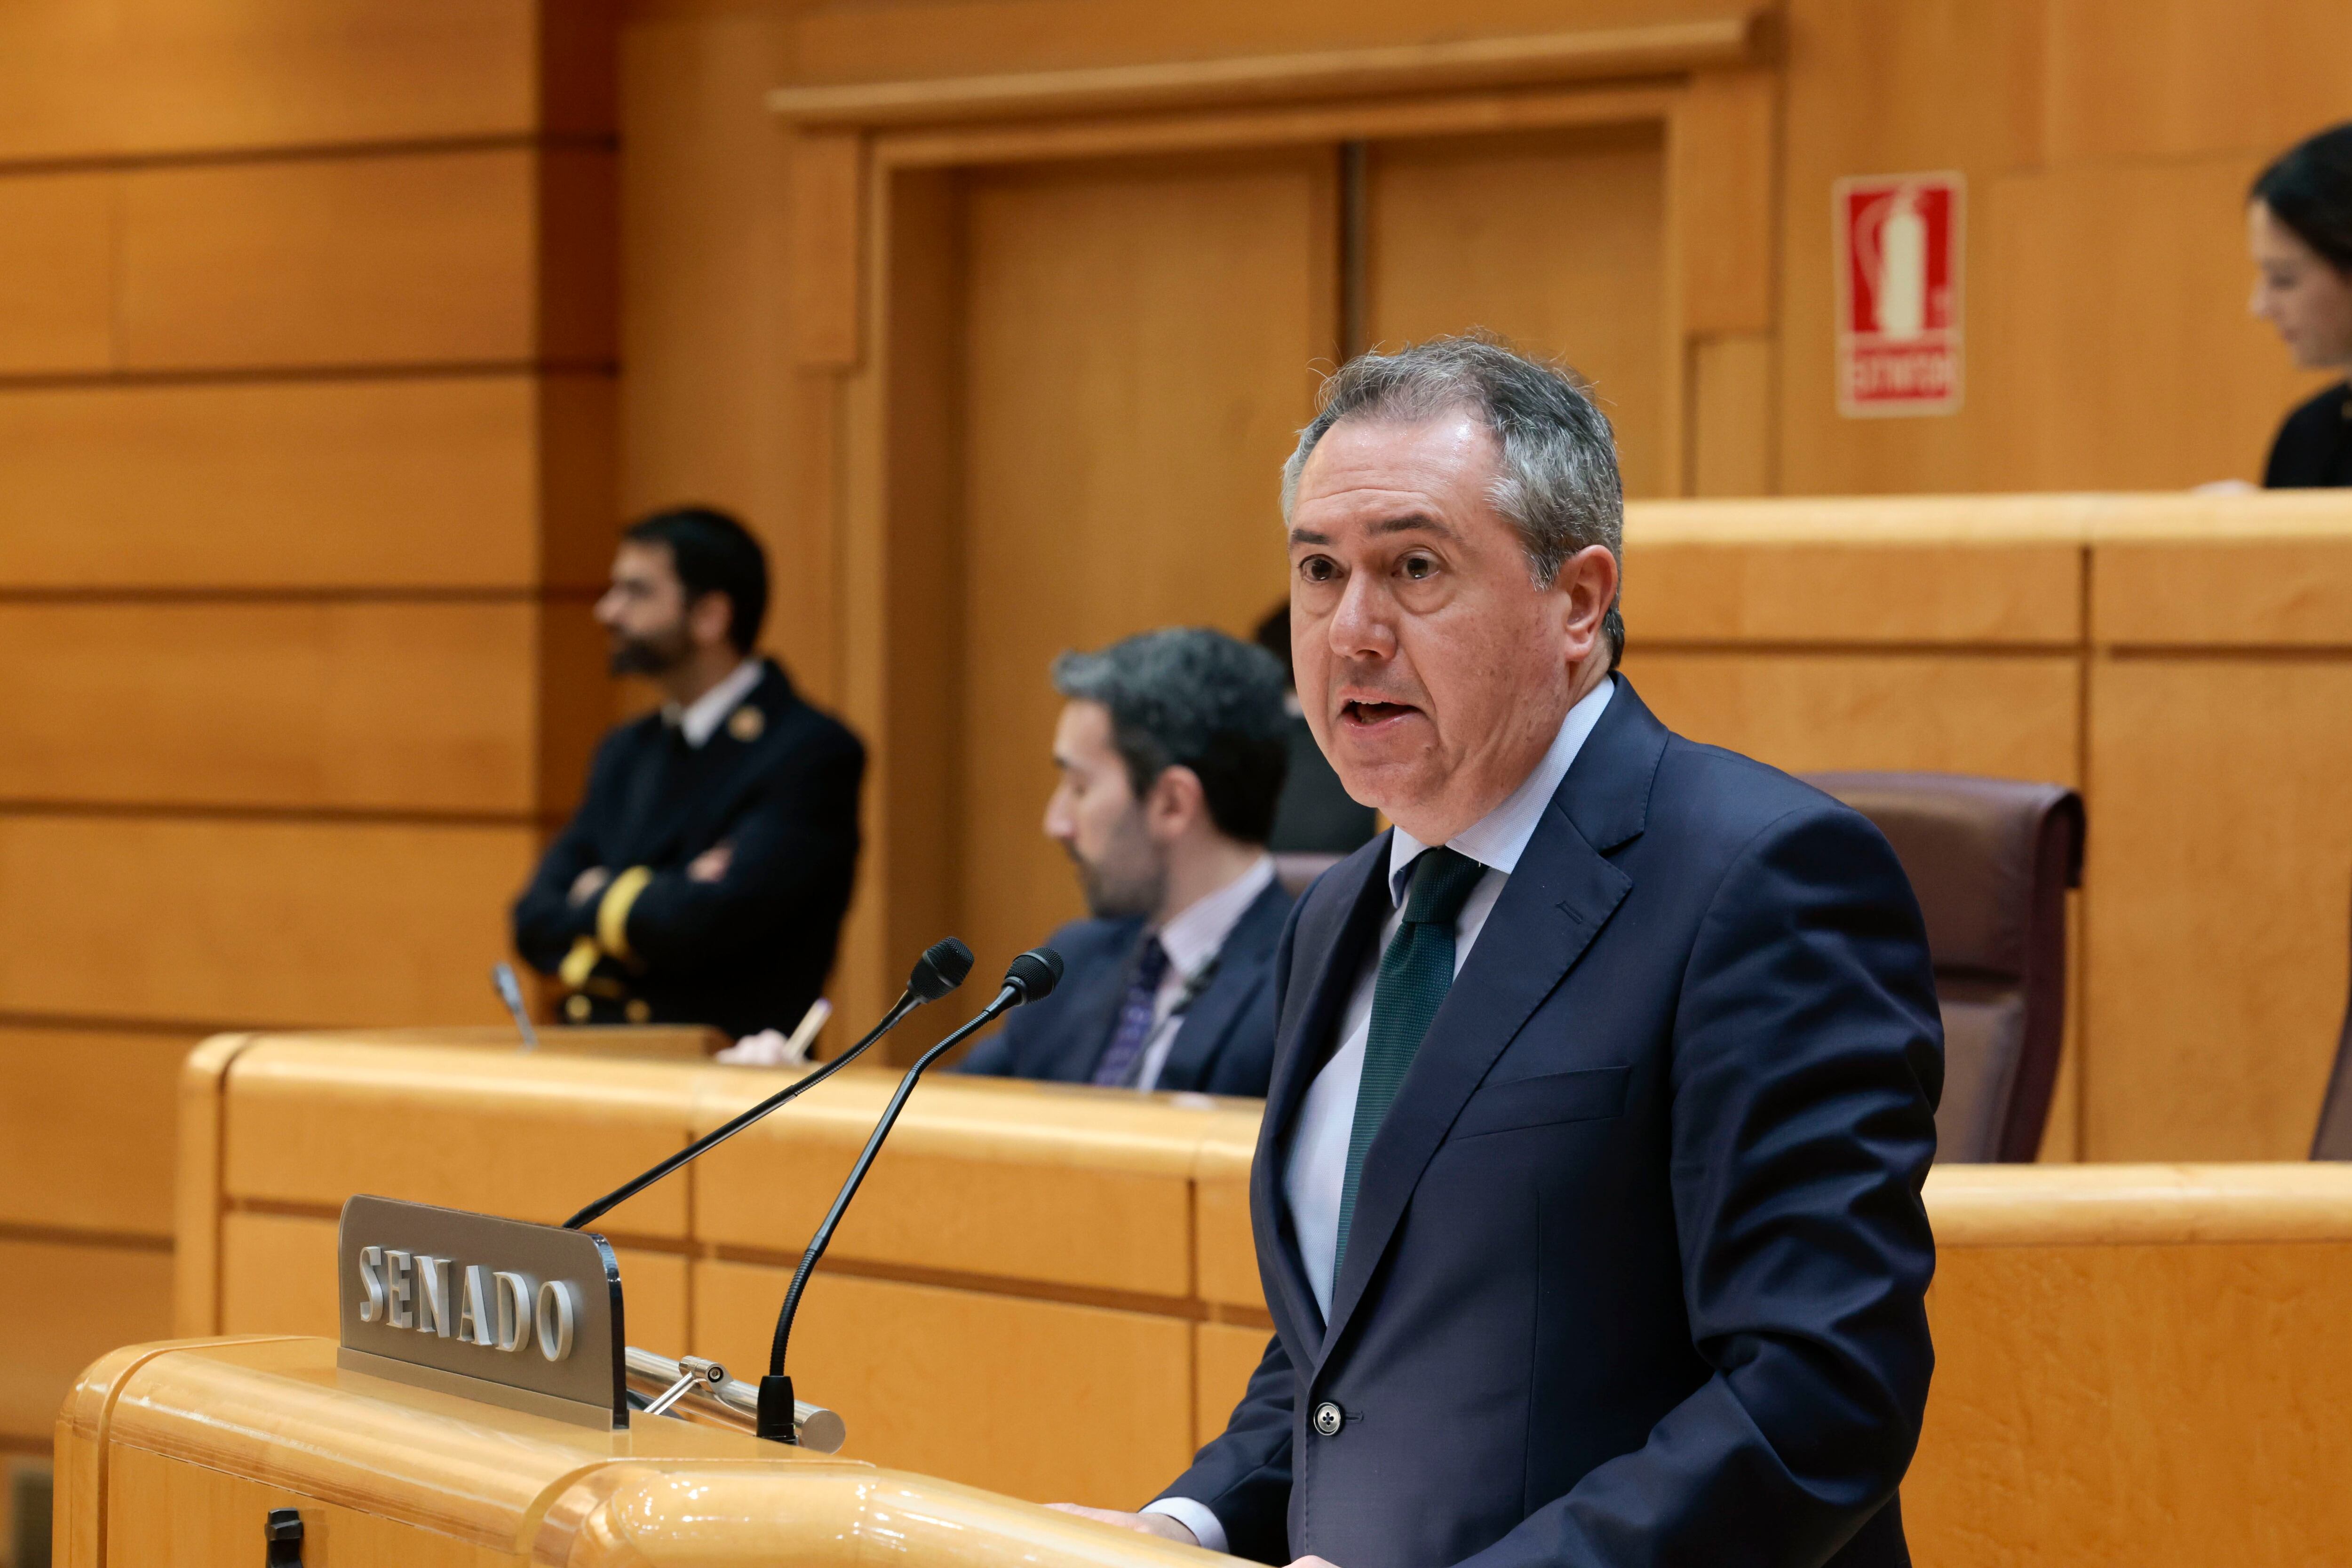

{"left": 1621, "top": 490, "right": 2352, "bottom": 1161}
{"left": 56, "top": 1336, "right": 1210, "bottom": 1568}
{"left": 175, "top": 1035, "right": 1268, "bottom": 1508}
{"left": 0, "top": 1025, "right": 717, "bottom": 1457}
{"left": 180, "top": 1036, "right": 2352, "bottom": 1563}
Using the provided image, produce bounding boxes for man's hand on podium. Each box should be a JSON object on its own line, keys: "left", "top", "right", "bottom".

{"left": 1044, "top": 1504, "right": 1197, "bottom": 1545}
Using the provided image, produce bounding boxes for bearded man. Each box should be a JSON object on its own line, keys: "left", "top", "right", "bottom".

{"left": 512, "top": 506, "right": 864, "bottom": 1036}
{"left": 959, "top": 627, "right": 1294, "bottom": 1097}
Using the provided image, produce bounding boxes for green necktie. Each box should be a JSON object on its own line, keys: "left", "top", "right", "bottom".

{"left": 1331, "top": 845, "right": 1490, "bottom": 1279}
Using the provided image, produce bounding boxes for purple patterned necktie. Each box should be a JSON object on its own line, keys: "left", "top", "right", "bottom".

{"left": 1091, "top": 937, "right": 1171, "bottom": 1087}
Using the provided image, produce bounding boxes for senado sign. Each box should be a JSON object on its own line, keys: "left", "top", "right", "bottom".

{"left": 336, "top": 1195, "right": 627, "bottom": 1428}
{"left": 354, "top": 1247, "right": 577, "bottom": 1359}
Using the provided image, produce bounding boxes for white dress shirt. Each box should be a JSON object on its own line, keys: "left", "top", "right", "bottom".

{"left": 1133, "top": 854, "right": 1278, "bottom": 1091}
{"left": 1144, "top": 678, "right": 1613, "bottom": 1554}
{"left": 666, "top": 658, "right": 765, "bottom": 748}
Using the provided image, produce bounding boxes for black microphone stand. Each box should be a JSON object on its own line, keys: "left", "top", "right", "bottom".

{"left": 562, "top": 938, "right": 973, "bottom": 1233}
{"left": 755, "top": 947, "right": 1063, "bottom": 1441}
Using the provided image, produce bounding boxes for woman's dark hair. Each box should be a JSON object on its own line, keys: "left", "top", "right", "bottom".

{"left": 2252, "top": 122, "right": 2352, "bottom": 272}
{"left": 622, "top": 506, "right": 769, "bottom": 654}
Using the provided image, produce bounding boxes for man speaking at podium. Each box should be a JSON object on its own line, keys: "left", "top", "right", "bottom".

{"left": 513, "top": 507, "right": 864, "bottom": 1037}
{"left": 1059, "top": 339, "right": 1942, "bottom": 1568}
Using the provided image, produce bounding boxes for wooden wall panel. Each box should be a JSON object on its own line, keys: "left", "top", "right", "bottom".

{"left": 0, "top": 1027, "right": 190, "bottom": 1236}
{"left": 0, "top": 378, "right": 550, "bottom": 590}
{"left": 0, "top": 602, "right": 546, "bottom": 813}
{"left": 1195, "top": 1321, "right": 1272, "bottom": 1448}
{"left": 221, "top": 1045, "right": 693, "bottom": 1236}
{"left": 2042, "top": 0, "right": 2352, "bottom": 164}
{"left": 1906, "top": 1240, "right": 2352, "bottom": 1564}
{"left": 0, "top": 1237, "right": 171, "bottom": 1440}
{"left": 0, "top": 817, "right": 535, "bottom": 1029}
{"left": 1673, "top": 71, "right": 1776, "bottom": 337}
{"left": 0, "top": 172, "right": 114, "bottom": 375}
{"left": 1990, "top": 152, "right": 2329, "bottom": 491}
{"left": 790, "top": 0, "right": 1743, "bottom": 85}
{"left": 215, "top": 1211, "right": 339, "bottom": 1339}
{"left": 1368, "top": 125, "right": 1668, "bottom": 495}
{"left": 615, "top": 9, "right": 813, "bottom": 679}
{"left": 119, "top": 150, "right": 546, "bottom": 371}
{"left": 0, "top": 0, "right": 551, "bottom": 164}
{"left": 694, "top": 1260, "right": 1197, "bottom": 1504}
{"left": 2082, "top": 658, "right": 2352, "bottom": 1159}
{"left": 1774, "top": 0, "right": 2042, "bottom": 496}
{"left": 694, "top": 1073, "right": 1198, "bottom": 1297}
{"left": 1624, "top": 539, "right": 2080, "bottom": 644}
{"left": 1688, "top": 333, "right": 1774, "bottom": 497}
{"left": 2094, "top": 536, "right": 2352, "bottom": 649}
{"left": 956, "top": 152, "right": 1321, "bottom": 972}
{"left": 1621, "top": 653, "right": 2082, "bottom": 782}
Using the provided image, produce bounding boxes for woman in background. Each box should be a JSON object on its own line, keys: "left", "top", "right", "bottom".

{"left": 2249, "top": 123, "right": 2352, "bottom": 486}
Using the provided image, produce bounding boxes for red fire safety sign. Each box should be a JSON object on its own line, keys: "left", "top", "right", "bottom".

{"left": 1835, "top": 172, "right": 1963, "bottom": 416}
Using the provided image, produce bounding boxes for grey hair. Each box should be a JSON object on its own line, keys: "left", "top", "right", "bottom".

{"left": 1051, "top": 627, "right": 1292, "bottom": 845}
{"left": 1279, "top": 334, "right": 1625, "bottom": 665}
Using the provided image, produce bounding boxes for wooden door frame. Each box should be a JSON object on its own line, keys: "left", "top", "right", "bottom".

{"left": 771, "top": 22, "right": 1779, "bottom": 1028}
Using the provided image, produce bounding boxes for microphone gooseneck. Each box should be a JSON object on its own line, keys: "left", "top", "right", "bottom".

{"left": 561, "top": 938, "right": 974, "bottom": 1233}
{"left": 756, "top": 946, "right": 1063, "bottom": 1441}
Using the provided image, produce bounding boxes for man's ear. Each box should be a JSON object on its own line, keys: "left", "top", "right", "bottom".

{"left": 1557, "top": 545, "right": 1619, "bottom": 663}
{"left": 1146, "top": 765, "right": 1210, "bottom": 841}
{"left": 686, "top": 589, "right": 736, "bottom": 652}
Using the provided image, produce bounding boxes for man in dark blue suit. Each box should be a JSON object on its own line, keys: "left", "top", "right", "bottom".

{"left": 1056, "top": 339, "right": 1942, "bottom": 1566}
{"left": 961, "top": 627, "right": 1296, "bottom": 1097}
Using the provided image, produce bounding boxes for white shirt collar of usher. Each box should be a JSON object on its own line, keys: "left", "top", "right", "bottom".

{"left": 667, "top": 658, "right": 765, "bottom": 749}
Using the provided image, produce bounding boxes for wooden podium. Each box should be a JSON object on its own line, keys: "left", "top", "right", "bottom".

{"left": 57, "top": 1335, "right": 1213, "bottom": 1567}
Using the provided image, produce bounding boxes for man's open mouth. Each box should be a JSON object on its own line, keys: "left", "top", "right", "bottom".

{"left": 1341, "top": 699, "right": 1419, "bottom": 725}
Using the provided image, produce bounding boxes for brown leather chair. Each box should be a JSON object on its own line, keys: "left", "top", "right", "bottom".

{"left": 1804, "top": 772, "right": 2085, "bottom": 1163}
{"left": 2312, "top": 892, "right": 2352, "bottom": 1158}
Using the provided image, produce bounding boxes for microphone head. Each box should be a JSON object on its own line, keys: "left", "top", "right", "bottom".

{"left": 908, "top": 938, "right": 975, "bottom": 1002}
{"left": 1002, "top": 947, "right": 1065, "bottom": 1004}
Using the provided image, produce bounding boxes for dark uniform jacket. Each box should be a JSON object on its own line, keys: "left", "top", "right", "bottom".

{"left": 2265, "top": 379, "right": 2352, "bottom": 487}
{"left": 959, "top": 877, "right": 1292, "bottom": 1097}
{"left": 1159, "top": 678, "right": 1942, "bottom": 1568}
{"left": 513, "top": 659, "right": 864, "bottom": 1038}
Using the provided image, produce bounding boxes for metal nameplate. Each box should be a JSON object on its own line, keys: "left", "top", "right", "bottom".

{"left": 336, "top": 1194, "right": 627, "bottom": 1429}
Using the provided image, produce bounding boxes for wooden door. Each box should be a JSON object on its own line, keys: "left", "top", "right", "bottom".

{"left": 955, "top": 151, "right": 1334, "bottom": 973}
{"left": 1365, "top": 124, "right": 1669, "bottom": 497}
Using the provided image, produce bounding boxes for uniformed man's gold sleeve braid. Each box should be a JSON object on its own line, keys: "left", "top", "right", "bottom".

{"left": 596, "top": 865, "right": 656, "bottom": 963}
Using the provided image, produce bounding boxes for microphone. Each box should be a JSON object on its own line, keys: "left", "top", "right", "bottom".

{"left": 491, "top": 961, "right": 539, "bottom": 1051}
{"left": 755, "top": 947, "right": 1063, "bottom": 1441}
{"left": 561, "top": 938, "right": 975, "bottom": 1232}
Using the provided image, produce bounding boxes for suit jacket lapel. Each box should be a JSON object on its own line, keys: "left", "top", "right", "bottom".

{"left": 1316, "top": 678, "right": 1669, "bottom": 1361}
{"left": 1153, "top": 881, "right": 1288, "bottom": 1090}
{"left": 1253, "top": 837, "right": 1394, "bottom": 1355}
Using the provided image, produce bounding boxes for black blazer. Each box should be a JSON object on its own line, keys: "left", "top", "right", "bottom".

{"left": 2264, "top": 379, "right": 2352, "bottom": 487}
{"left": 959, "top": 878, "right": 1292, "bottom": 1097}
{"left": 1158, "top": 678, "right": 1943, "bottom": 1568}
{"left": 512, "top": 660, "right": 864, "bottom": 1038}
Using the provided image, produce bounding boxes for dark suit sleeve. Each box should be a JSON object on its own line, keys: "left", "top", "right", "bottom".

{"left": 1459, "top": 804, "right": 1942, "bottom": 1568}
{"left": 1153, "top": 1331, "right": 1297, "bottom": 1563}
{"left": 957, "top": 1014, "right": 1025, "bottom": 1077}
{"left": 614, "top": 725, "right": 866, "bottom": 978}
{"left": 511, "top": 740, "right": 620, "bottom": 972}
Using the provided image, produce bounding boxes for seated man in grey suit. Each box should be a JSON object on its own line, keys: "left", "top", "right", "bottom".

{"left": 961, "top": 627, "right": 1295, "bottom": 1097}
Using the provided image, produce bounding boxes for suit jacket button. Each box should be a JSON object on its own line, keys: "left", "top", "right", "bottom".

{"left": 1312, "top": 1401, "right": 1344, "bottom": 1437}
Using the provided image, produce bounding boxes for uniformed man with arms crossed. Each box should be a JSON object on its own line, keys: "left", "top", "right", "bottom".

{"left": 512, "top": 507, "right": 864, "bottom": 1039}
